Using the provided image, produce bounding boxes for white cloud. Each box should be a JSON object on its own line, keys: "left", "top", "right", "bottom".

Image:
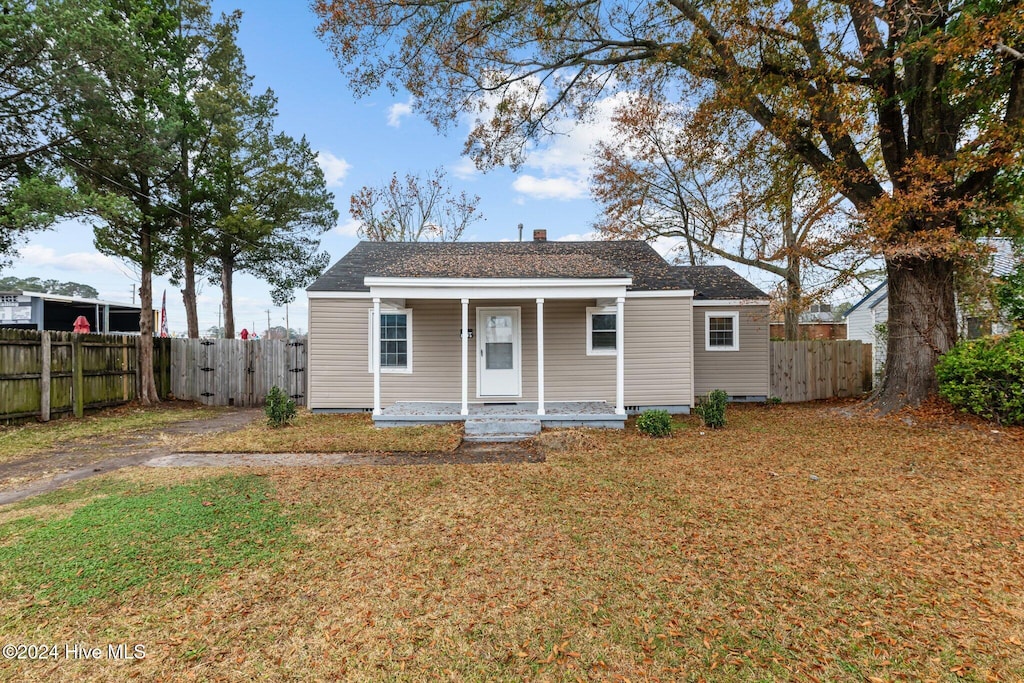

{"left": 556, "top": 231, "right": 600, "bottom": 242}
{"left": 387, "top": 99, "right": 414, "bottom": 128}
{"left": 464, "top": 80, "right": 633, "bottom": 199}
{"left": 449, "top": 156, "right": 479, "bottom": 180}
{"left": 316, "top": 150, "right": 351, "bottom": 188}
{"left": 527, "top": 91, "right": 635, "bottom": 177}
{"left": 335, "top": 218, "right": 362, "bottom": 237}
{"left": 555, "top": 231, "right": 681, "bottom": 259}
{"left": 16, "top": 244, "right": 131, "bottom": 276}
{"left": 511, "top": 175, "right": 587, "bottom": 201}
{"left": 648, "top": 236, "right": 685, "bottom": 260}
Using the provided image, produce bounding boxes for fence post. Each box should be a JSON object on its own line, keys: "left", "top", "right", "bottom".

{"left": 40, "top": 331, "right": 51, "bottom": 422}
{"left": 72, "top": 334, "right": 84, "bottom": 418}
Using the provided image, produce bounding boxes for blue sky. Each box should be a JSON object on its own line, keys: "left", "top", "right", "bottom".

{"left": 3, "top": 1, "right": 778, "bottom": 335}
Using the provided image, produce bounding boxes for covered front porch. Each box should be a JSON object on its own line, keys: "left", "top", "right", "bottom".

{"left": 367, "top": 275, "right": 633, "bottom": 421}
{"left": 374, "top": 400, "right": 626, "bottom": 429}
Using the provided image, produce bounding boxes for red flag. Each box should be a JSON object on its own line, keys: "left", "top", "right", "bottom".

{"left": 159, "top": 290, "right": 169, "bottom": 337}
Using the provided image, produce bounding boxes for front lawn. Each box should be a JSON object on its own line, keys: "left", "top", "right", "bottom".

{"left": 0, "top": 403, "right": 221, "bottom": 461}
{"left": 1, "top": 402, "right": 1022, "bottom": 681}
{"left": 186, "top": 410, "right": 463, "bottom": 453}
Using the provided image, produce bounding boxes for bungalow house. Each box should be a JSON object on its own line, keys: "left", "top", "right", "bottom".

{"left": 306, "top": 233, "right": 769, "bottom": 433}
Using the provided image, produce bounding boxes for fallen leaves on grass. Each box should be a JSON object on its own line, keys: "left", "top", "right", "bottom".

{"left": 185, "top": 410, "right": 462, "bottom": 454}
{"left": 2, "top": 403, "right": 1022, "bottom": 681}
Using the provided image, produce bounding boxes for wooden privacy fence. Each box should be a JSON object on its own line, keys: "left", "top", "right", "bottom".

{"left": 0, "top": 329, "right": 171, "bottom": 422}
{"left": 170, "top": 338, "right": 306, "bottom": 406}
{"left": 770, "top": 340, "right": 873, "bottom": 403}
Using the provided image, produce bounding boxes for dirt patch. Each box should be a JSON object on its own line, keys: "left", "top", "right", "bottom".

{"left": 0, "top": 409, "right": 262, "bottom": 504}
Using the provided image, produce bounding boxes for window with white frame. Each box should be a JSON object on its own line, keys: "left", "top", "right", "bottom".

{"left": 705, "top": 311, "right": 739, "bottom": 351}
{"left": 586, "top": 306, "right": 617, "bottom": 355}
{"left": 368, "top": 308, "right": 412, "bottom": 372}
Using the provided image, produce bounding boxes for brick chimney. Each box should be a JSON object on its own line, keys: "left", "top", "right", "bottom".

{"left": 533, "top": 229, "right": 547, "bottom": 241}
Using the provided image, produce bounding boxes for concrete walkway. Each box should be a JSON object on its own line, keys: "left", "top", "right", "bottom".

{"left": 0, "top": 440, "right": 541, "bottom": 507}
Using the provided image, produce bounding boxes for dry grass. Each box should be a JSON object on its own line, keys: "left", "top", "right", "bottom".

{"left": 0, "top": 403, "right": 221, "bottom": 462}
{"left": 2, "top": 402, "right": 1023, "bottom": 681}
{"left": 185, "top": 410, "right": 463, "bottom": 453}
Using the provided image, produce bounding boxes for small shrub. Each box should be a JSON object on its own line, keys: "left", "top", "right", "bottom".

{"left": 636, "top": 409, "right": 673, "bottom": 437}
{"left": 935, "top": 331, "right": 1024, "bottom": 425}
{"left": 264, "top": 386, "right": 297, "bottom": 428}
{"left": 695, "top": 389, "right": 728, "bottom": 429}
{"left": 764, "top": 396, "right": 782, "bottom": 408}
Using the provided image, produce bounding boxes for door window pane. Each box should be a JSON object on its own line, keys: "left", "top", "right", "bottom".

{"left": 486, "top": 342, "right": 514, "bottom": 369}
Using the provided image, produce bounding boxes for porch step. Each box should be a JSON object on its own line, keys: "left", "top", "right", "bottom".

{"left": 463, "top": 418, "right": 541, "bottom": 442}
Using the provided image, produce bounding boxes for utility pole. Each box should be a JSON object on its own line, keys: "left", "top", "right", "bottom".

{"left": 285, "top": 304, "right": 290, "bottom": 340}
{"left": 131, "top": 283, "right": 135, "bottom": 305}
{"left": 266, "top": 309, "right": 271, "bottom": 337}
{"left": 217, "top": 304, "right": 221, "bottom": 338}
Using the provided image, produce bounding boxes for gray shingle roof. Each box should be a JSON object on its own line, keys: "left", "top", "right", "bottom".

{"left": 374, "top": 253, "right": 630, "bottom": 279}
{"left": 673, "top": 266, "right": 769, "bottom": 300}
{"left": 308, "top": 241, "right": 766, "bottom": 299}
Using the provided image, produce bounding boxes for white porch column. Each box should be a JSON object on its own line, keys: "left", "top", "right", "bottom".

{"left": 372, "top": 297, "right": 381, "bottom": 415}
{"left": 461, "top": 298, "right": 469, "bottom": 416}
{"left": 615, "top": 296, "right": 625, "bottom": 415}
{"left": 536, "top": 298, "right": 545, "bottom": 416}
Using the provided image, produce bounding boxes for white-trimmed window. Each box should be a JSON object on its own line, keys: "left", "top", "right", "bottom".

{"left": 586, "top": 306, "right": 617, "bottom": 356}
{"left": 705, "top": 311, "right": 739, "bottom": 351}
{"left": 368, "top": 308, "right": 413, "bottom": 373}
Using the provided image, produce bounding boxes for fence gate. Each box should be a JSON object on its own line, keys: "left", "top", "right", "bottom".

{"left": 170, "top": 338, "right": 306, "bottom": 407}
{"left": 286, "top": 339, "right": 305, "bottom": 404}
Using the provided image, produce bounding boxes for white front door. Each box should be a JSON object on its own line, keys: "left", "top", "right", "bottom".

{"left": 477, "top": 307, "right": 521, "bottom": 397}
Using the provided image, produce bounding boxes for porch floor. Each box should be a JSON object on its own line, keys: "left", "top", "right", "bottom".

{"left": 374, "top": 401, "right": 626, "bottom": 429}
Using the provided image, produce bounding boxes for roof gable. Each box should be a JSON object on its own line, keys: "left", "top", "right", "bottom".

{"left": 844, "top": 282, "right": 888, "bottom": 317}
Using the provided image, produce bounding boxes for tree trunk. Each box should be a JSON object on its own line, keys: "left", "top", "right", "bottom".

{"left": 137, "top": 222, "right": 160, "bottom": 405}
{"left": 181, "top": 244, "right": 199, "bottom": 338}
{"left": 783, "top": 252, "right": 801, "bottom": 341}
{"left": 872, "top": 255, "right": 958, "bottom": 413}
{"left": 221, "top": 256, "right": 235, "bottom": 339}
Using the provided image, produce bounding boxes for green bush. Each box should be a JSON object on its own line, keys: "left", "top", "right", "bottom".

{"left": 694, "top": 389, "right": 728, "bottom": 429}
{"left": 636, "top": 409, "right": 673, "bottom": 437}
{"left": 264, "top": 386, "right": 297, "bottom": 428}
{"left": 935, "top": 331, "right": 1024, "bottom": 425}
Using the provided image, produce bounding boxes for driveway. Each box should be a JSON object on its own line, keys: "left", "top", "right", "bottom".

{"left": 0, "top": 409, "right": 263, "bottom": 505}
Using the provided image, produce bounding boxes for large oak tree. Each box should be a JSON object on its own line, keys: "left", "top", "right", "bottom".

{"left": 315, "top": 0, "right": 1024, "bottom": 410}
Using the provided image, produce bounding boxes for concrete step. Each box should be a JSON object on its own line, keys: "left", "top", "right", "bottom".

{"left": 462, "top": 433, "right": 537, "bottom": 443}
{"left": 464, "top": 418, "right": 541, "bottom": 436}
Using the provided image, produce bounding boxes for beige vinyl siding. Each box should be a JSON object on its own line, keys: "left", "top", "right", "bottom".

{"left": 693, "top": 304, "right": 770, "bottom": 398}
{"left": 624, "top": 297, "right": 692, "bottom": 407}
{"left": 307, "top": 297, "right": 373, "bottom": 409}
{"left": 309, "top": 295, "right": 693, "bottom": 409}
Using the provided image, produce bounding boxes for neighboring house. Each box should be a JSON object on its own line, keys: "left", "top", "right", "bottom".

{"left": 0, "top": 290, "right": 149, "bottom": 333}
{"left": 843, "top": 282, "right": 889, "bottom": 375}
{"left": 845, "top": 238, "right": 1021, "bottom": 375}
{"left": 306, "top": 233, "right": 770, "bottom": 428}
